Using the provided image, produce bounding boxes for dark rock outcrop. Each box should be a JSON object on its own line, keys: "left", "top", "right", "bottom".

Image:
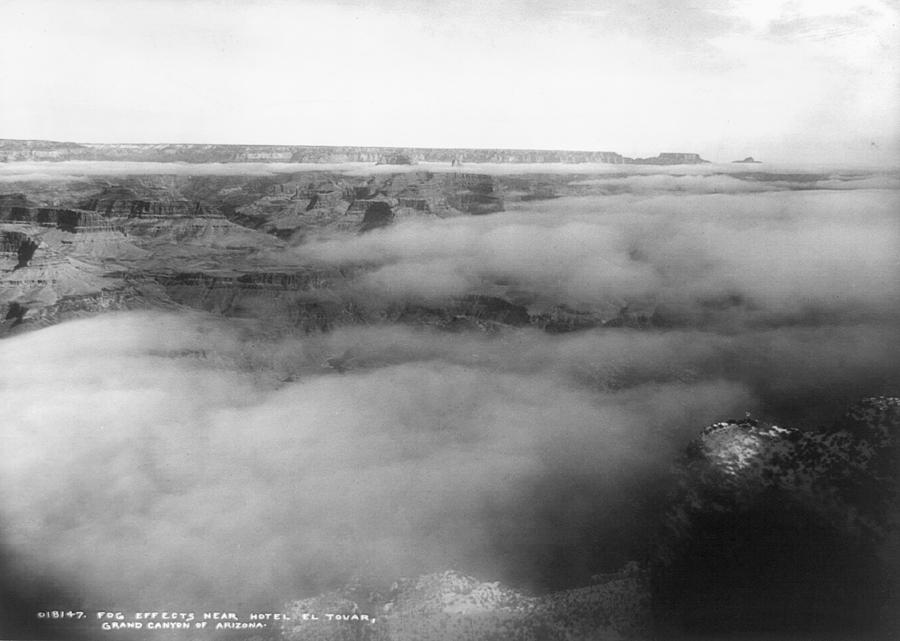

{"left": 395, "top": 295, "right": 531, "bottom": 332}
{"left": 0, "top": 206, "right": 120, "bottom": 233}
{"left": 3, "top": 301, "right": 26, "bottom": 326}
{"left": 274, "top": 397, "right": 899, "bottom": 641}
{"left": 652, "top": 397, "right": 900, "bottom": 637}
{"left": 444, "top": 173, "right": 503, "bottom": 215}
{"left": 359, "top": 202, "right": 394, "bottom": 232}
{"left": 1, "top": 229, "right": 40, "bottom": 268}
{"left": 15, "top": 237, "right": 38, "bottom": 269}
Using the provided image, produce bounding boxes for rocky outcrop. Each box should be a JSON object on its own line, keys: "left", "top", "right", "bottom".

{"left": 0, "top": 249, "right": 146, "bottom": 336}
{"left": 625, "top": 153, "right": 709, "bottom": 165}
{"left": 652, "top": 397, "right": 900, "bottom": 637}
{"left": 151, "top": 275, "right": 654, "bottom": 335}
{"left": 444, "top": 173, "right": 503, "bottom": 215}
{"left": 359, "top": 201, "right": 394, "bottom": 232}
{"left": 275, "top": 397, "right": 900, "bottom": 640}
{"left": 151, "top": 267, "right": 363, "bottom": 330}
{"left": 80, "top": 188, "right": 220, "bottom": 219}
{"left": 0, "top": 193, "right": 33, "bottom": 208}
{"left": 732, "top": 156, "right": 762, "bottom": 163}
{"left": 0, "top": 216, "right": 155, "bottom": 333}
{"left": 499, "top": 176, "right": 561, "bottom": 202}
{"left": 0, "top": 206, "right": 121, "bottom": 233}
{"left": 393, "top": 295, "right": 531, "bottom": 332}
{"left": 282, "top": 568, "right": 650, "bottom": 641}
{"left": 154, "top": 268, "right": 349, "bottom": 292}
{"left": 0, "top": 229, "right": 40, "bottom": 267}
{"left": 0, "top": 285, "right": 168, "bottom": 336}
{"left": 222, "top": 170, "right": 501, "bottom": 239}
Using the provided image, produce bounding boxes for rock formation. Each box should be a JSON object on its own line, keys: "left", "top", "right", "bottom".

{"left": 652, "top": 397, "right": 900, "bottom": 637}
{"left": 282, "top": 567, "right": 650, "bottom": 641}
{"left": 624, "top": 153, "right": 709, "bottom": 165}
{"left": 0, "top": 138, "right": 671, "bottom": 165}
{"left": 273, "top": 396, "right": 899, "bottom": 640}
{"left": 359, "top": 201, "right": 395, "bottom": 232}
{"left": 444, "top": 173, "right": 503, "bottom": 215}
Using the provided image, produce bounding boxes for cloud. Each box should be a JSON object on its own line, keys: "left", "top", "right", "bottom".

{"left": 2, "top": 162, "right": 898, "bottom": 184}
{"left": 298, "top": 185, "right": 900, "bottom": 326}
{"left": 0, "top": 312, "right": 759, "bottom": 610}
{"left": 569, "top": 171, "right": 900, "bottom": 193}
{"left": 2, "top": 306, "right": 898, "bottom": 611}
{"left": 569, "top": 174, "right": 778, "bottom": 193}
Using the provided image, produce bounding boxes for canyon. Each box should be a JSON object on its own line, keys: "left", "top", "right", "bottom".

{"left": 1, "top": 152, "right": 898, "bottom": 640}
{"left": 3, "top": 159, "right": 877, "bottom": 337}
{"left": 0, "top": 166, "right": 655, "bottom": 335}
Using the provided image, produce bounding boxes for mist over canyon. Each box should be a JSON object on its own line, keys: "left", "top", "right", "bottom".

{"left": 1, "top": 158, "right": 898, "bottom": 639}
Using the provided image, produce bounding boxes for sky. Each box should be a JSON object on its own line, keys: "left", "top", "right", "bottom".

{"left": 0, "top": 0, "right": 898, "bottom": 163}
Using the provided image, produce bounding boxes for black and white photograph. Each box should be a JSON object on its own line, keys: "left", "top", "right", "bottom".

{"left": 1, "top": 1, "right": 898, "bottom": 639}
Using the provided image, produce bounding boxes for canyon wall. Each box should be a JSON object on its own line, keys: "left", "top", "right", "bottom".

{"left": 0, "top": 139, "right": 706, "bottom": 165}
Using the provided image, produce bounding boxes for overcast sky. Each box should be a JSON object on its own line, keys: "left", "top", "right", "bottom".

{"left": 0, "top": 0, "right": 898, "bottom": 163}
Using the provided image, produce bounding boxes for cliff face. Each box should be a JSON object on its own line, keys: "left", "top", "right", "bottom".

{"left": 443, "top": 173, "right": 503, "bottom": 215}
{"left": 221, "top": 170, "right": 502, "bottom": 239}
{"left": 0, "top": 232, "right": 146, "bottom": 334}
{"left": 0, "top": 201, "right": 166, "bottom": 334}
{"left": 0, "top": 206, "right": 121, "bottom": 233}
{"left": 0, "top": 228, "right": 39, "bottom": 267}
{"left": 624, "top": 152, "right": 709, "bottom": 165}
{"left": 274, "top": 397, "right": 900, "bottom": 641}
{"left": 0, "top": 138, "right": 714, "bottom": 165}
{"left": 83, "top": 197, "right": 211, "bottom": 219}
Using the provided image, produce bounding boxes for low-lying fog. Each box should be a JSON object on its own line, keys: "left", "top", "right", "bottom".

{"left": 2, "top": 159, "right": 899, "bottom": 182}
{"left": 299, "top": 188, "right": 899, "bottom": 324}
{"left": 1, "top": 166, "right": 898, "bottom": 614}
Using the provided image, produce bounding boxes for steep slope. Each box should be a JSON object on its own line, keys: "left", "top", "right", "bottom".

{"left": 283, "top": 567, "right": 649, "bottom": 641}
{"left": 276, "top": 397, "right": 899, "bottom": 641}
{"left": 653, "top": 397, "right": 900, "bottom": 637}
{"left": 0, "top": 225, "right": 163, "bottom": 334}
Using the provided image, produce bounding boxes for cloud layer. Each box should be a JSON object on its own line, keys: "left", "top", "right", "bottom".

{"left": 0, "top": 313, "right": 757, "bottom": 610}
{"left": 300, "top": 186, "right": 900, "bottom": 328}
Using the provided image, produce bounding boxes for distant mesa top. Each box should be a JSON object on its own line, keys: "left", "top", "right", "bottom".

{"left": 622, "top": 152, "right": 710, "bottom": 165}
{"left": 732, "top": 156, "right": 762, "bottom": 163}
{"left": 0, "top": 139, "right": 710, "bottom": 165}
